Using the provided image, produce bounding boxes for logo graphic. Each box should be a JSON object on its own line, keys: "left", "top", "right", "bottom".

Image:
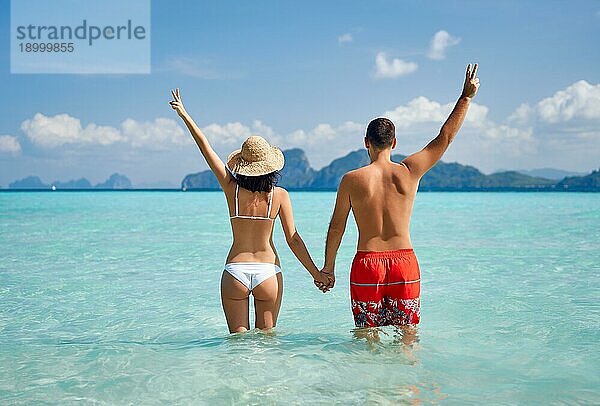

{"left": 11, "top": 0, "right": 151, "bottom": 74}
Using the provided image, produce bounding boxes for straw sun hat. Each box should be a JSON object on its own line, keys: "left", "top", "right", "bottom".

{"left": 227, "top": 135, "right": 285, "bottom": 176}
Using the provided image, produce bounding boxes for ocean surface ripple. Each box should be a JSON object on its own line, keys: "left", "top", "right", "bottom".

{"left": 1, "top": 191, "right": 598, "bottom": 404}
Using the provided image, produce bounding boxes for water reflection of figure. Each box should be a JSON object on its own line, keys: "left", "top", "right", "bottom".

{"left": 353, "top": 325, "right": 418, "bottom": 344}
{"left": 353, "top": 325, "right": 420, "bottom": 360}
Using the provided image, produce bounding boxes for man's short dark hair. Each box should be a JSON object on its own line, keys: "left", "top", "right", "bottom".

{"left": 366, "top": 118, "right": 395, "bottom": 149}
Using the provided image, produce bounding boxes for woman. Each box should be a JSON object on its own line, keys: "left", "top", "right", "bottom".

{"left": 169, "top": 88, "right": 329, "bottom": 333}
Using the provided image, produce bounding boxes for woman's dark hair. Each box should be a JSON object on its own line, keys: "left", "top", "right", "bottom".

{"left": 234, "top": 171, "right": 280, "bottom": 193}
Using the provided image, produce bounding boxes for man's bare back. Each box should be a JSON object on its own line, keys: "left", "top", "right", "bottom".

{"left": 344, "top": 160, "right": 417, "bottom": 251}
{"left": 317, "top": 63, "right": 480, "bottom": 328}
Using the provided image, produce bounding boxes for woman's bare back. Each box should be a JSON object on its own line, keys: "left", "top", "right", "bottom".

{"left": 225, "top": 182, "right": 282, "bottom": 265}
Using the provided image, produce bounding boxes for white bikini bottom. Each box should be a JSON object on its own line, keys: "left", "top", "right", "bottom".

{"left": 224, "top": 262, "right": 282, "bottom": 291}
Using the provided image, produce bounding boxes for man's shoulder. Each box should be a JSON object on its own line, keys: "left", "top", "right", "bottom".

{"left": 341, "top": 167, "right": 372, "bottom": 188}
{"left": 341, "top": 168, "right": 361, "bottom": 182}
{"left": 344, "top": 166, "right": 371, "bottom": 177}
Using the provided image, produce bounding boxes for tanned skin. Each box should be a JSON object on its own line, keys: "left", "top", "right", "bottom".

{"left": 169, "top": 89, "right": 330, "bottom": 333}
{"left": 318, "top": 63, "right": 480, "bottom": 292}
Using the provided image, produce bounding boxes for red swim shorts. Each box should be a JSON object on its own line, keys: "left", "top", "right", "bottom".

{"left": 350, "top": 249, "right": 420, "bottom": 327}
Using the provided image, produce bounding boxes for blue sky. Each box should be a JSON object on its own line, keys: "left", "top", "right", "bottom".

{"left": 1, "top": 0, "right": 599, "bottom": 187}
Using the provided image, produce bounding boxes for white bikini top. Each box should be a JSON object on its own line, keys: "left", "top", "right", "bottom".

{"left": 229, "top": 184, "right": 274, "bottom": 221}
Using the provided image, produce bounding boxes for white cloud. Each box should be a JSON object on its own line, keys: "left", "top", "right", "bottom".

{"left": 122, "top": 118, "right": 191, "bottom": 150}
{"left": 251, "top": 120, "right": 279, "bottom": 141}
{"left": 284, "top": 121, "right": 364, "bottom": 167}
{"left": 383, "top": 97, "right": 449, "bottom": 127}
{"left": 382, "top": 81, "right": 599, "bottom": 171}
{"left": 202, "top": 122, "right": 253, "bottom": 146}
{"left": 20, "top": 113, "right": 192, "bottom": 150}
{"left": 383, "top": 96, "right": 490, "bottom": 130}
{"left": 374, "top": 52, "right": 418, "bottom": 79}
{"left": 21, "top": 113, "right": 124, "bottom": 148}
{"left": 338, "top": 33, "right": 353, "bottom": 44}
{"left": 510, "top": 81, "right": 600, "bottom": 125}
{"left": 382, "top": 96, "right": 536, "bottom": 170}
{"left": 197, "top": 120, "right": 362, "bottom": 168}
{"left": 14, "top": 81, "right": 598, "bottom": 175}
{"left": 427, "top": 30, "right": 461, "bottom": 60}
{"left": 502, "top": 80, "right": 600, "bottom": 170}
{"left": 507, "top": 103, "right": 533, "bottom": 124}
{"left": 201, "top": 120, "right": 281, "bottom": 148}
{"left": 287, "top": 121, "right": 363, "bottom": 145}
{"left": 536, "top": 80, "right": 600, "bottom": 123}
{"left": 0, "top": 135, "right": 21, "bottom": 154}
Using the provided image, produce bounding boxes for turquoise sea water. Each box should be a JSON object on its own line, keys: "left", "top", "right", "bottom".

{"left": 1, "top": 191, "right": 599, "bottom": 404}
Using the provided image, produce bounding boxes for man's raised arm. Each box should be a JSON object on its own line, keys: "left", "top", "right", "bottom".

{"left": 402, "top": 63, "right": 480, "bottom": 179}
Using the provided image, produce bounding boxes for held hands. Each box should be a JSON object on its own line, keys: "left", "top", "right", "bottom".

{"left": 169, "top": 88, "right": 187, "bottom": 117}
{"left": 313, "top": 267, "right": 335, "bottom": 293}
{"left": 461, "top": 63, "right": 480, "bottom": 99}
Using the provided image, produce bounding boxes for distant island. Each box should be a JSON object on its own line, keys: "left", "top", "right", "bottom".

{"left": 512, "top": 168, "right": 587, "bottom": 180}
{"left": 7, "top": 173, "right": 132, "bottom": 190}
{"left": 182, "top": 148, "right": 600, "bottom": 192}
{"left": 5, "top": 150, "right": 599, "bottom": 191}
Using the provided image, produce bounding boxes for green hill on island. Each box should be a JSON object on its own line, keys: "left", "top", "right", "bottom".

{"left": 6, "top": 152, "right": 597, "bottom": 192}
{"left": 556, "top": 169, "right": 600, "bottom": 191}
{"left": 182, "top": 148, "right": 587, "bottom": 191}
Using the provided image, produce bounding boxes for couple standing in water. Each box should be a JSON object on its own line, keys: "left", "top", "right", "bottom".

{"left": 170, "top": 63, "right": 480, "bottom": 334}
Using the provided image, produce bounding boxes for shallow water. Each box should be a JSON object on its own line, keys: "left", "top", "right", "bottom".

{"left": 1, "top": 191, "right": 599, "bottom": 404}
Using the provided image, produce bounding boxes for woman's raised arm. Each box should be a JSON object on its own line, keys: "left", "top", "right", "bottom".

{"left": 169, "top": 88, "right": 232, "bottom": 189}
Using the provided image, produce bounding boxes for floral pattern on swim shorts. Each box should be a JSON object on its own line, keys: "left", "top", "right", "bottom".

{"left": 351, "top": 297, "right": 420, "bottom": 327}
{"left": 350, "top": 249, "right": 421, "bottom": 327}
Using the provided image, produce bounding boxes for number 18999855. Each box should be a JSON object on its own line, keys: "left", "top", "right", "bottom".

{"left": 19, "top": 43, "right": 74, "bottom": 52}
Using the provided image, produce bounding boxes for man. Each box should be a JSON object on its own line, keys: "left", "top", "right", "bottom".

{"left": 318, "top": 63, "right": 480, "bottom": 330}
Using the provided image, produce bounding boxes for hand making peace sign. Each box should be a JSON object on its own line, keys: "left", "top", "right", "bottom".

{"left": 461, "top": 63, "right": 480, "bottom": 99}
{"left": 169, "top": 88, "right": 187, "bottom": 117}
